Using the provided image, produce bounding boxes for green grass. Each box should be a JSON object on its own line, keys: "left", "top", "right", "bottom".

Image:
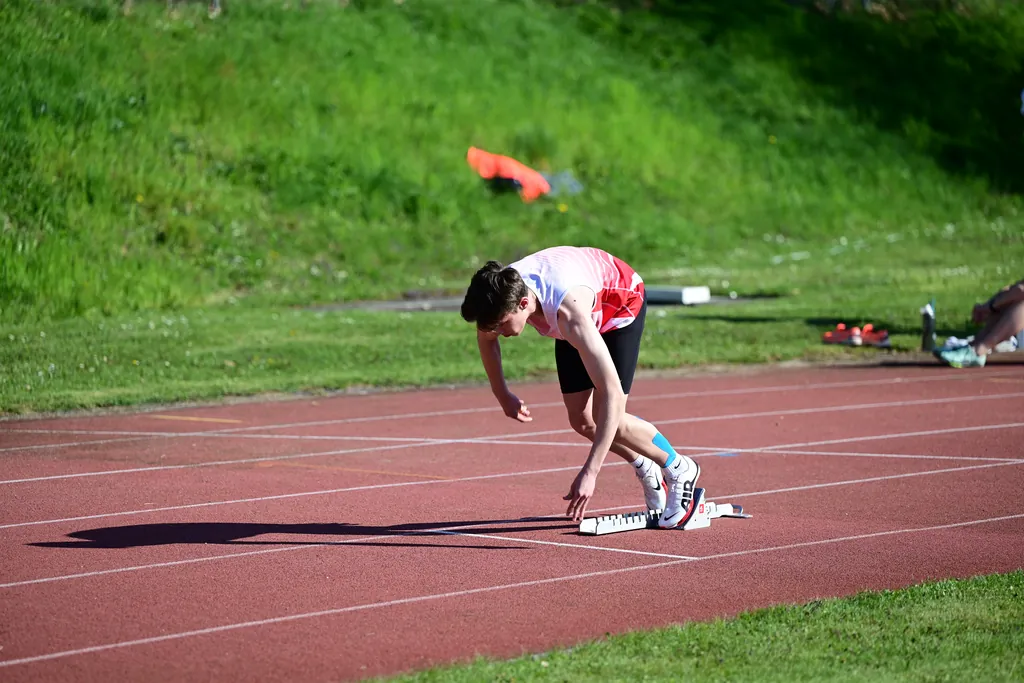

{"left": 2, "top": 0, "right": 1023, "bottom": 414}
{"left": 0, "top": 273, "right": 1008, "bottom": 414}
{"left": 1, "top": 0, "right": 1022, "bottom": 322}
{"left": 379, "top": 571, "right": 1024, "bottom": 682}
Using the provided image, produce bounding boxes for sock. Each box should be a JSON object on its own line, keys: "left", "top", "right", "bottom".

{"left": 632, "top": 455, "right": 655, "bottom": 478}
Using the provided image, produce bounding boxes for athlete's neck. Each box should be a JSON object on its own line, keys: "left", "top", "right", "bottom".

{"left": 527, "top": 290, "right": 545, "bottom": 325}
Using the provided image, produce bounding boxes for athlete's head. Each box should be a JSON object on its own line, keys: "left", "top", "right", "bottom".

{"left": 461, "top": 261, "right": 531, "bottom": 336}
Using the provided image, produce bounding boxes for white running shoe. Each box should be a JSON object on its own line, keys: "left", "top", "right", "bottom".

{"left": 633, "top": 457, "right": 667, "bottom": 511}
{"left": 658, "top": 457, "right": 701, "bottom": 529}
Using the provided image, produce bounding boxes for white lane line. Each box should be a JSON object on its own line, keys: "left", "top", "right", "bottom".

{"left": 0, "top": 436, "right": 158, "bottom": 454}
{"left": 586, "top": 459, "right": 1024, "bottom": 516}
{"left": 0, "top": 439, "right": 588, "bottom": 485}
{"left": 1, "top": 430, "right": 454, "bottom": 443}
{"left": 7, "top": 456, "right": 1022, "bottom": 588}
{"left": 725, "top": 460, "right": 1024, "bottom": 499}
{"left": 5, "top": 421, "right": 1024, "bottom": 527}
{"left": 4, "top": 369, "right": 1019, "bottom": 451}
{"left": 0, "top": 544, "right": 330, "bottom": 589}
{"left": 432, "top": 530, "right": 695, "bottom": 560}
{"left": 659, "top": 421, "right": 1024, "bottom": 458}
{"left": 503, "top": 444, "right": 1022, "bottom": 463}
{"left": 4, "top": 427, "right": 1016, "bottom": 486}
{"left": 0, "top": 464, "right": 582, "bottom": 530}
{"left": 0, "top": 514, "right": 691, "bottom": 588}
{"left": 696, "top": 512, "right": 1024, "bottom": 562}
{"left": 5, "top": 391, "right": 1024, "bottom": 483}
{"left": 759, "top": 422, "right": 1024, "bottom": 450}
{"left": 736, "top": 448, "right": 1022, "bottom": 462}
{"left": 2, "top": 511, "right": 1020, "bottom": 669}
{"left": 14, "top": 385, "right": 1024, "bottom": 448}
{"left": 210, "top": 368, "right": 1022, "bottom": 434}
{"left": 473, "top": 392, "right": 1024, "bottom": 442}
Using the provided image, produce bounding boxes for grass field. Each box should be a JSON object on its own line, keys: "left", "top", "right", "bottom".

{"left": 0, "top": 281, "right": 1011, "bottom": 414}
{"left": 385, "top": 571, "right": 1024, "bottom": 682}
{"left": 2, "top": 2, "right": 1023, "bottom": 677}
{"left": 2, "top": 0, "right": 1022, "bottom": 414}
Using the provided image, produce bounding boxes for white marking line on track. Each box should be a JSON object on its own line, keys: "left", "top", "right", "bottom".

{"left": 0, "top": 544, "right": 322, "bottom": 588}
{"left": 662, "top": 421, "right": 1024, "bottom": 459}
{"left": 191, "top": 368, "right": 1024, "bottom": 434}
{"left": 7, "top": 457, "right": 1023, "bottom": 588}
{"left": 165, "top": 388, "right": 1024, "bottom": 447}
{"left": 0, "top": 436, "right": 157, "bottom": 454}
{"left": 5, "top": 391, "right": 1024, "bottom": 484}
{"left": 475, "top": 392, "right": 1024, "bottom": 442}
{"left": 760, "top": 421, "right": 1024, "bottom": 450}
{"left": 0, "top": 516, "right": 691, "bottom": 589}
{"left": 502, "top": 444, "right": 1021, "bottom": 463}
{"left": 0, "top": 464, "right": 581, "bottom": 529}
{"left": 26, "top": 385, "right": 1024, "bottom": 449}
{"left": 728, "top": 460, "right": 1024, "bottom": 498}
{"left": 663, "top": 445, "right": 1023, "bottom": 462}
{"left": 0, "top": 430, "right": 466, "bottom": 454}
{"left": 3, "top": 369, "right": 1020, "bottom": 453}
{"left": 431, "top": 530, "right": 695, "bottom": 560}
{"left": 5, "top": 421, "right": 1024, "bottom": 527}
{"left": 2, "top": 511, "right": 1022, "bottom": 669}
{"left": 1, "top": 428, "right": 1011, "bottom": 486}
{"left": 731, "top": 448, "right": 1022, "bottom": 462}
{"left": 0, "top": 438, "right": 586, "bottom": 486}
{"left": 2, "top": 429, "right": 458, "bottom": 443}
{"left": 694, "top": 512, "right": 1024, "bottom": 561}
{"left": 587, "top": 459, "right": 1024, "bottom": 515}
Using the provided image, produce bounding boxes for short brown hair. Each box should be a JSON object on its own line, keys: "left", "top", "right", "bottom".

{"left": 460, "top": 261, "right": 528, "bottom": 331}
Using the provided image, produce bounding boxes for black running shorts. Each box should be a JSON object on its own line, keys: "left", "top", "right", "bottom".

{"left": 554, "top": 299, "right": 647, "bottom": 395}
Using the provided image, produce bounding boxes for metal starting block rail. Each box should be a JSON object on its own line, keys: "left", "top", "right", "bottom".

{"left": 578, "top": 488, "right": 751, "bottom": 536}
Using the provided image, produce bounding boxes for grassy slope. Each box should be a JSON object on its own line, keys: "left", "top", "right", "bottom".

{"left": 2, "top": 0, "right": 1022, "bottom": 317}
{"left": 1, "top": 0, "right": 1022, "bottom": 414}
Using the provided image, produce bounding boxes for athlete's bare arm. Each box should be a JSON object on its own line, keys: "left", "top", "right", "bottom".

{"left": 476, "top": 329, "right": 532, "bottom": 422}
{"left": 558, "top": 285, "right": 627, "bottom": 519}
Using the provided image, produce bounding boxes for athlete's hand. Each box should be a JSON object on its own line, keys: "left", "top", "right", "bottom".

{"left": 564, "top": 466, "right": 597, "bottom": 522}
{"left": 498, "top": 392, "right": 532, "bottom": 422}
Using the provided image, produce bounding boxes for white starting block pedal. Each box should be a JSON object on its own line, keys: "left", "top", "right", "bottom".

{"left": 578, "top": 488, "right": 750, "bottom": 536}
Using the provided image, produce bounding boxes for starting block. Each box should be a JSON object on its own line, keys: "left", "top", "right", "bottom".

{"left": 578, "top": 488, "right": 750, "bottom": 536}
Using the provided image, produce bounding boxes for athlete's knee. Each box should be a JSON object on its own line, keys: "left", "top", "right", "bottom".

{"left": 611, "top": 417, "right": 636, "bottom": 443}
{"left": 566, "top": 411, "right": 596, "bottom": 440}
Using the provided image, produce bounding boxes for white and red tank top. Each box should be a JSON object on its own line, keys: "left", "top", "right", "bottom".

{"left": 508, "top": 246, "right": 645, "bottom": 340}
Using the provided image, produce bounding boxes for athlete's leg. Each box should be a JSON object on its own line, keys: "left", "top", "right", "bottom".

{"left": 598, "top": 301, "right": 700, "bottom": 527}
{"left": 557, "top": 340, "right": 668, "bottom": 510}
{"left": 974, "top": 300, "right": 1024, "bottom": 355}
{"left": 556, "top": 388, "right": 651, "bottom": 461}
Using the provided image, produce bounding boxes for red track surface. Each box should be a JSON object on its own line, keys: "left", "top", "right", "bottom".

{"left": 2, "top": 364, "right": 1024, "bottom": 682}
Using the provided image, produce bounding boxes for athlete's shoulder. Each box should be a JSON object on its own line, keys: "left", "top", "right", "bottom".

{"left": 555, "top": 284, "right": 597, "bottom": 324}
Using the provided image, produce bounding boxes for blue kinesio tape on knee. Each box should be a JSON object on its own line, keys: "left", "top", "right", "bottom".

{"left": 653, "top": 432, "right": 676, "bottom": 466}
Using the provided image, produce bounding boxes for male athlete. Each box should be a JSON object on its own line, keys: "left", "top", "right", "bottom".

{"left": 459, "top": 245, "right": 702, "bottom": 527}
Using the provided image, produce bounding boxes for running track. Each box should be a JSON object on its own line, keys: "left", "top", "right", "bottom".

{"left": 2, "top": 363, "right": 1023, "bottom": 682}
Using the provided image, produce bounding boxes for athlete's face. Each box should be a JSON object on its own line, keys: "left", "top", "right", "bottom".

{"left": 494, "top": 297, "right": 531, "bottom": 337}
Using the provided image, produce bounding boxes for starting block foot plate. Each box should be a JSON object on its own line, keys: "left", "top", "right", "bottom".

{"left": 578, "top": 488, "right": 751, "bottom": 536}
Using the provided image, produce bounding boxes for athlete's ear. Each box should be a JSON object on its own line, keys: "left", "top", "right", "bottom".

{"left": 519, "top": 297, "right": 529, "bottom": 310}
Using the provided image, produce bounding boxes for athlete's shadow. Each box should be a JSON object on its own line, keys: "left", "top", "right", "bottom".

{"left": 28, "top": 518, "right": 575, "bottom": 550}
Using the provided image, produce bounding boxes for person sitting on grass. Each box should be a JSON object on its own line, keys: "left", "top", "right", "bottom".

{"left": 934, "top": 278, "right": 1024, "bottom": 368}
{"left": 459, "top": 246, "right": 702, "bottom": 527}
